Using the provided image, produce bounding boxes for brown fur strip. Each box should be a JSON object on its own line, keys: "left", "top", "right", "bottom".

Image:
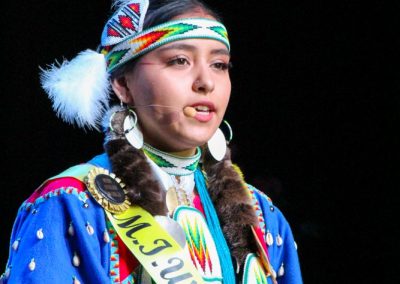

{"left": 202, "top": 146, "right": 259, "bottom": 267}
{"left": 104, "top": 109, "right": 167, "bottom": 216}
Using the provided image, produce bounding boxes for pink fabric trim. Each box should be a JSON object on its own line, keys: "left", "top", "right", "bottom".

{"left": 116, "top": 234, "right": 139, "bottom": 281}
{"left": 192, "top": 193, "right": 205, "bottom": 216}
{"left": 27, "top": 177, "right": 86, "bottom": 203}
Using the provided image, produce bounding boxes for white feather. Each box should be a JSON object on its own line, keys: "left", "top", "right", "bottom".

{"left": 40, "top": 49, "right": 110, "bottom": 130}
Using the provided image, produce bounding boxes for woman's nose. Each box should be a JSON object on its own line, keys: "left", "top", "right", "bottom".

{"left": 192, "top": 65, "right": 215, "bottom": 94}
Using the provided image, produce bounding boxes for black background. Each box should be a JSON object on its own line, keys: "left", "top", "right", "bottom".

{"left": 1, "top": 1, "right": 398, "bottom": 283}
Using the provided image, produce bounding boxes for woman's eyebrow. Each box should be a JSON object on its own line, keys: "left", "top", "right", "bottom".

{"left": 156, "top": 43, "right": 197, "bottom": 53}
{"left": 210, "top": 48, "right": 230, "bottom": 57}
{"left": 156, "top": 43, "right": 230, "bottom": 57}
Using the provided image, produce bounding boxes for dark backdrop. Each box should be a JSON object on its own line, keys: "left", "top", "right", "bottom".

{"left": 1, "top": 1, "right": 398, "bottom": 283}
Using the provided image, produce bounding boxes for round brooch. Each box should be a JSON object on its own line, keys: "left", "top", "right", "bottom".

{"left": 85, "top": 167, "right": 131, "bottom": 214}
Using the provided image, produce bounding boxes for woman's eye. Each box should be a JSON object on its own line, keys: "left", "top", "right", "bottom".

{"left": 167, "top": 57, "right": 189, "bottom": 66}
{"left": 212, "top": 61, "right": 232, "bottom": 71}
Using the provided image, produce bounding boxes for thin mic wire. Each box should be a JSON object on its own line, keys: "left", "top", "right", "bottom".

{"left": 130, "top": 104, "right": 197, "bottom": 119}
{"left": 132, "top": 104, "right": 181, "bottom": 110}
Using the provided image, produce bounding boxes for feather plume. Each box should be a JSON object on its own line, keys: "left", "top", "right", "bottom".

{"left": 40, "top": 49, "right": 110, "bottom": 130}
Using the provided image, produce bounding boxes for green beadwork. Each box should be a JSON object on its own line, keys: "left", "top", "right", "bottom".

{"left": 142, "top": 143, "right": 201, "bottom": 176}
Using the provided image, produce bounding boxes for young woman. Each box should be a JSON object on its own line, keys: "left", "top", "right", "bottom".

{"left": 1, "top": 0, "right": 302, "bottom": 283}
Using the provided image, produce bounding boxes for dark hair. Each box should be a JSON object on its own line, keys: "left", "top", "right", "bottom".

{"left": 144, "top": 0, "right": 221, "bottom": 28}
{"left": 110, "top": 0, "right": 221, "bottom": 79}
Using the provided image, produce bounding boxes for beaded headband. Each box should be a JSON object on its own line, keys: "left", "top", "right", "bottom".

{"left": 99, "top": 0, "right": 230, "bottom": 72}
{"left": 40, "top": 0, "right": 230, "bottom": 130}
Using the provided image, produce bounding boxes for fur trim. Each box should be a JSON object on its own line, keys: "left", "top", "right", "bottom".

{"left": 40, "top": 49, "right": 110, "bottom": 130}
{"left": 106, "top": 138, "right": 167, "bottom": 216}
{"left": 104, "top": 109, "right": 167, "bottom": 216}
{"left": 202, "top": 146, "right": 259, "bottom": 267}
{"left": 101, "top": 105, "right": 124, "bottom": 133}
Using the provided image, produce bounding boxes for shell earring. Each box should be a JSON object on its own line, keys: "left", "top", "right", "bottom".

{"left": 123, "top": 109, "right": 143, "bottom": 149}
{"left": 207, "top": 120, "right": 233, "bottom": 161}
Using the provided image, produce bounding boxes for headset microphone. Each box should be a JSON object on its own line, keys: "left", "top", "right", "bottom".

{"left": 183, "top": 106, "right": 197, "bottom": 118}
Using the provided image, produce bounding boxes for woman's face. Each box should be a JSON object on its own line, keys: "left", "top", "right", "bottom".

{"left": 113, "top": 23, "right": 231, "bottom": 153}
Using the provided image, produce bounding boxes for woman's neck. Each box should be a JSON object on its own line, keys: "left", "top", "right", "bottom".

{"left": 170, "top": 148, "right": 197, "bottom": 157}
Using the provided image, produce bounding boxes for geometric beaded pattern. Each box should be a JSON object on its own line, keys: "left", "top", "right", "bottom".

{"left": 21, "top": 187, "right": 90, "bottom": 212}
{"left": 107, "top": 220, "right": 122, "bottom": 283}
{"left": 101, "top": 0, "right": 148, "bottom": 47}
{"left": 101, "top": 18, "right": 230, "bottom": 72}
{"left": 143, "top": 143, "right": 202, "bottom": 176}
{"left": 247, "top": 184, "right": 267, "bottom": 236}
{"left": 242, "top": 253, "right": 270, "bottom": 284}
{"left": 106, "top": 220, "right": 136, "bottom": 284}
{"left": 173, "top": 206, "right": 222, "bottom": 281}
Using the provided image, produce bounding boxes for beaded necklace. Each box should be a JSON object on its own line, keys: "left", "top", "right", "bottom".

{"left": 142, "top": 143, "right": 201, "bottom": 176}
{"left": 142, "top": 144, "right": 236, "bottom": 281}
{"left": 142, "top": 143, "right": 201, "bottom": 216}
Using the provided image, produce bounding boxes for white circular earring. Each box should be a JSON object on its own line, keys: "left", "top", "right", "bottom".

{"left": 123, "top": 109, "right": 143, "bottom": 149}
{"left": 207, "top": 120, "right": 233, "bottom": 161}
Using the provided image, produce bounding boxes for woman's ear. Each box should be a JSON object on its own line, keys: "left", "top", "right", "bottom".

{"left": 111, "top": 76, "right": 134, "bottom": 105}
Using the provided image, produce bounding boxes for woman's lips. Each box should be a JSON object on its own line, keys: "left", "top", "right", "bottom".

{"left": 188, "top": 102, "right": 215, "bottom": 122}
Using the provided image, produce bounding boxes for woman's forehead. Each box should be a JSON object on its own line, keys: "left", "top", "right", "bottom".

{"left": 171, "top": 10, "right": 216, "bottom": 21}
{"left": 149, "top": 39, "right": 230, "bottom": 56}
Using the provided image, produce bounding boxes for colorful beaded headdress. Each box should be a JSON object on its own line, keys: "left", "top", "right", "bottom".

{"left": 99, "top": 1, "right": 229, "bottom": 72}
{"left": 39, "top": 0, "right": 230, "bottom": 130}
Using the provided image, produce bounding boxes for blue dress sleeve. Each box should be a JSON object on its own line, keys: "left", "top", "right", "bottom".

{"left": 250, "top": 185, "right": 303, "bottom": 284}
{"left": 1, "top": 184, "right": 111, "bottom": 284}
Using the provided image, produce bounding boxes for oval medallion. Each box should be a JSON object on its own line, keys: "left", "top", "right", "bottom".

{"left": 95, "top": 174, "right": 126, "bottom": 204}
{"left": 85, "top": 167, "right": 131, "bottom": 214}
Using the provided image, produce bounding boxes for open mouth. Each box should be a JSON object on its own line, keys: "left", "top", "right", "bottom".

{"left": 194, "top": 105, "right": 211, "bottom": 114}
